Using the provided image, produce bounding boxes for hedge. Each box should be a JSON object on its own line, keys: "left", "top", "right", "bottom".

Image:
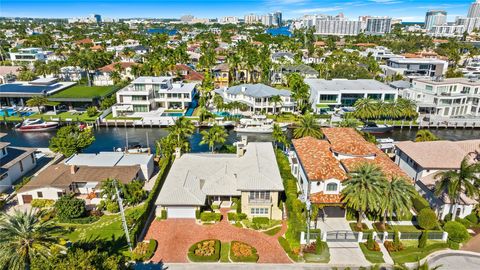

{"left": 200, "top": 212, "right": 222, "bottom": 222}
{"left": 145, "top": 239, "right": 157, "bottom": 260}
{"left": 187, "top": 239, "right": 221, "bottom": 262}
{"left": 229, "top": 241, "right": 259, "bottom": 263}
{"left": 129, "top": 156, "right": 172, "bottom": 243}
{"left": 278, "top": 236, "right": 300, "bottom": 262}
{"left": 252, "top": 217, "right": 270, "bottom": 225}
{"left": 227, "top": 212, "right": 247, "bottom": 222}
{"left": 412, "top": 194, "right": 430, "bottom": 213}
{"left": 31, "top": 199, "right": 55, "bottom": 208}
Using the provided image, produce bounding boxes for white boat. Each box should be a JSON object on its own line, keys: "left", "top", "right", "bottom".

{"left": 15, "top": 119, "right": 58, "bottom": 132}
{"left": 234, "top": 115, "right": 288, "bottom": 134}
{"left": 206, "top": 117, "right": 235, "bottom": 127}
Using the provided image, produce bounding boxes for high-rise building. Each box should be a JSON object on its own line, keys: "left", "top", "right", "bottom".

{"left": 315, "top": 19, "right": 361, "bottom": 36}
{"left": 273, "top": 11, "right": 282, "bottom": 26}
{"left": 468, "top": 0, "right": 480, "bottom": 18}
{"left": 365, "top": 16, "right": 392, "bottom": 34}
{"left": 244, "top": 14, "right": 258, "bottom": 24}
{"left": 91, "top": 14, "right": 102, "bottom": 24}
{"left": 180, "top": 15, "right": 194, "bottom": 23}
{"left": 425, "top": 10, "right": 447, "bottom": 30}
{"left": 262, "top": 14, "right": 274, "bottom": 26}
{"left": 221, "top": 16, "right": 238, "bottom": 24}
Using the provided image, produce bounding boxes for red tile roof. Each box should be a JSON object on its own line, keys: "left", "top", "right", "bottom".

{"left": 322, "top": 127, "right": 378, "bottom": 157}
{"left": 75, "top": 38, "right": 93, "bottom": 45}
{"left": 99, "top": 62, "right": 138, "bottom": 73}
{"left": 310, "top": 192, "right": 343, "bottom": 204}
{"left": 340, "top": 156, "right": 411, "bottom": 181}
{"left": 292, "top": 137, "right": 347, "bottom": 181}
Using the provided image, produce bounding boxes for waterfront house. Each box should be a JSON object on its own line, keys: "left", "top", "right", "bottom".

{"left": 395, "top": 139, "right": 480, "bottom": 219}
{"left": 271, "top": 64, "right": 318, "bottom": 85}
{"left": 112, "top": 76, "right": 197, "bottom": 117}
{"left": 9, "top": 48, "right": 47, "bottom": 66}
{"left": 17, "top": 151, "right": 153, "bottom": 205}
{"left": 212, "top": 63, "right": 229, "bottom": 88}
{"left": 93, "top": 62, "right": 139, "bottom": 86}
{"left": 213, "top": 83, "right": 295, "bottom": 114}
{"left": 0, "top": 133, "right": 37, "bottom": 193}
{"left": 290, "top": 128, "right": 411, "bottom": 219}
{"left": 381, "top": 58, "right": 448, "bottom": 78}
{"left": 305, "top": 79, "right": 398, "bottom": 113}
{"left": 155, "top": 139, "right": 284, "bottom": 219}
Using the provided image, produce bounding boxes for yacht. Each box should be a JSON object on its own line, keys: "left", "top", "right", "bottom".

{"left": 15, "top": 119, "right": 58, "bottom": 132}
{"left": 234, "top": 115, "right": 287, "bottom": 134}
{"left": 360, "top": 122, "right": 393, "bottom": 134}
{"left": 206, "top": 117, "right": 235, "bottom": 127}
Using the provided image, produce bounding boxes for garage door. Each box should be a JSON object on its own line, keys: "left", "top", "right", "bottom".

{"left": 323, "top": 206, "right": 346, "bottom": 218}
{"left": 167, "top": 206, "right": 196, "bottom": 219}
{"left": 22, "top": 195, "right": 33, "bottom": 204}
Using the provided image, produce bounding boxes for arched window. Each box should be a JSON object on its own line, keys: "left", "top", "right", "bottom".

{"left": 326, "top": 183, "right": 337, "bottom": 191}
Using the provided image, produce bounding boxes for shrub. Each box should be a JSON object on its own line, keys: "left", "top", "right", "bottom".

{"left": 200, "top": 212, "right": 222, "bottom": 222}
{"left": 235, "top": 198, "right": 242, "bottom": 214}
{"left": 456, "top": 218, "right": 472, "bottom": 228}
{"left": 195, "top": 209, "right": 201, "bottom": 219}
{"left": 366, "top": 233, "right": 376, "bottom": 251}
{"left": 238, "top": 213, "right": 247, "bottom": 220}
{"left": 412, "top": 195, "right": 430, "bottom": 213}
{"left": 54, "top": 195, "right": 86, "bottom": 221}
{"left": 230, "top": 241, "right": 258, "bottom": 262}
{"left": 62, "top": 216, "right": 100, "bottom": 224}
{"left": 131, "top": 239, "right": 157, "bottom": 261}
{"left": 31, "top": 199, "right": 55, "bottom": 208}
{"left": 228, "top": 212, "right": 236, "bottom": 221}
{"left": 252, "top": 217, "right": 270, "bottom": 225}
{"left": 448, "top": 240, "right": 460, "bottom": 250}
{"left": 418, "top": 208, "right": 438, "bottom": 230}
{"left": 161, "top": 210, "right": 167, "bottom": 219}
{"left": 443, "top": 221, "right": 469, "bottom": 244}
{"left": 97, "top": 200, "right": 106, "bottom": 211}
{"left": 465, "top": 213, "right": 479, "bottom": 224}
{"left": 106, "top": 201, "right": 120, "bottom": 213}
{"left": 86, "top": 106, "right": 98, "bottom": 117}
{"left": 444, "top": 213, "right": 452, "bottom": 222}
{"left": 278, "top": 236, "right": 299, "bottom": 261}
{"left": 384, "top": 240, "right": 404, "bottom": 252}
{"left": 187, "top": 239, "right": 220, "bottom": 262}
{"left": 418, "top": 230, "right": 428, "bottom": 248}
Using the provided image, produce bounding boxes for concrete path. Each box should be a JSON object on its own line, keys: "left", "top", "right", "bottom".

{"left": 423, "top": 250, "right": 480, "bottom": 270}
{"left": 327, "top": 242, "right": 370, "bottom": 267}
{"left": 378, "top": 240, "right": 394, "bottom": 265}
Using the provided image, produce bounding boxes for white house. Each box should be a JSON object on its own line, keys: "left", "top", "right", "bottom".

{"left": 213, "top": 83, "right": 295, "bottom": 114}
{"left": 9, "top": 48, "right": 47, "bottom": 65}
{"left": 93, "top": 62, "right": 138, "bottom": 86}
{"left": 381, "top": 58, "right": 448, "bottom": 78}
{"left": 305, "top": 79, "right": 398, "bottom": 112}
{"left": 395, "top": 140, "right": 480, "bottom": 219}
{"left": 112, "top": 76, "right": 197, "bottom": 117}
{"left": 0, "top": 133, "right": 37, "bottom": 193}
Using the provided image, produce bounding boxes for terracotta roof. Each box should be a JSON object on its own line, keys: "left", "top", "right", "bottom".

{"left": 292, "top": 137, "right": 347, "bottom": 181}
{"left": 322, "top": 127, "right": 378, "bottom": 157}
{"left": 314, "top": 41, "right": 326, "bottom": 47}
{"left": 433, "top": 39, "right": 449, "bottom": 43}
{"left": 91, "top": 45, "right": 103, "bottom": 51}
{"left": 355, "top": 43, "right": 377, "bottom": 47}
{"left": 18, "top": 163, "right": 140, "bottom": 193}
{"left": 185, "top": 71, "right": 204, "bottom": 81}
{"left": 99, "top": 62, "right": 137, "bottom": 72}
{"left": 396, "top": 140, "right": 480, "bottom": 169}
{"left": 75, "top": 38, "right": 93, "bottom": 45}
{"left": 0, "top": 66, "right": 21, "bottom": 76}
{"left": 310, "top": 192, "right": 343, "bottom": 204}
{"left": 340, "top": 156, "right": 411, "bottom": 181}
{"left": 174, "top": 64, "right": 190, "bottom": 71}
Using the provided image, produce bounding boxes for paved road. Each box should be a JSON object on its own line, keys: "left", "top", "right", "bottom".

{"left": 462, "top": 233, "right": 480, "bottom": 253}
{"left": 429, "top": 253, "right": 480, "bottom": 270}
{"left": 162, "top": 263, "right": 372, "bottom": 270}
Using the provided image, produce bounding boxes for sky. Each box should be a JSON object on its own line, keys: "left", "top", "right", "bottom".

{"left": 0, "top": 0, "right": 476, "bottom": 22}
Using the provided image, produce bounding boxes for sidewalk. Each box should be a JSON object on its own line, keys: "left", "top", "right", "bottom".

{"left": 378, "top": 241, "right": 394, "bottom": 265}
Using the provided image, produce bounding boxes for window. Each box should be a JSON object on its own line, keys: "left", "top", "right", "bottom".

{"left": 249, "top": 191, "right": 270, "bottom": 201}
{"left": 326, "top": 183, "right": 338, "bottom": 191}
{"left": 37, "top": 192, "right": 43, "bottom": 198}
{"left": 57, "top": 192, "right": 63, "bottom": 198}
{"left": 250, "top": 208, "right": 269, "bottom": 215}
{"left": 134, "top": 84, "right": 146, "bottom": 91}
{"left": 132, "top": 95, "right": 147, "bottom": 101}
{"left": 152, "top": 84, "right": 160, "bottom": 91}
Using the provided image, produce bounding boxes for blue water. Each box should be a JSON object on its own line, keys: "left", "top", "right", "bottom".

{"left": 185, "top": 98, "right": 198, "bottom": 117}
{"left": 147, "top": 28, "right": 178, "bottom": 35}
{"left": 162, "top": 112, "right": 184, "bottom": 117}
{"left": 0, "top": 109, "right": 35, "bottom": 117}
{"left": 214, "top": 111, "right": 242, "bottom": 118}
{"left": 266, "top": 26, "right": 292, "bottom": 37}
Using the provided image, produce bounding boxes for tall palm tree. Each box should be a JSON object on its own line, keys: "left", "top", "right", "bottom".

{"left": 434, "top": 156, "right": 480, "bottom": 220}
{"left": 353, "top": 98, "right": 377, "bottom": 120}
{"left": 272, "top": 123, "right": 285, "bottom": 149}
{"left": 293, "top": 113, "right": 322, "bottom": 139}
{"left": 342, "top": 163, "right": 386, "bottom": 230}
{"left": 379, "top": 177, "right": 416, "bottom": 230}
{"left": 26, "top": 96, "right": 48, "bottom": 112}
{"left": 0, "top": 209, "right": 62, "bottom": 270}
{"left": 200, "top": 124, "right": 228, "bottom": 153}
{"left": 415, "top": 130, "right": 439, "bottom": 142}
{"left": 168, "top": 117, "right": 195, "bottom": 149}
{"left": 213, "top": 94, "right": 224, "bottom": 111}
{"left": 269, "top": 95, "right": 283, "bottom": 115}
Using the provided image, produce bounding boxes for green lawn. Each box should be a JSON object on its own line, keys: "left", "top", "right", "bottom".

{"left": 29, "top": 111, "right": 100, "bottom": 122}
{"left": 60, "top": 214, "right": 124, "bottom": 242}
{"left": 390, "top": 225, "right": 442, "bottom": 233}
{"left": 104, "top": 112, "right": 142, "bottom": 121}
{"left": 220, "top": 242, "right": 231, "bottom": 263}
{"left": 50, "top": 85, "right": 118, "bottom": 99}
{"left": 359, "top": 243, "right": 385, "bottom": 263}
{"left": 263, "top": 226, "right": 282, "bottom": 236}
{"left": 243, "top": 219, "right": 282, "bottom": 230}
{"left": 388, "top": 240, "right": 449, "bottom": 264}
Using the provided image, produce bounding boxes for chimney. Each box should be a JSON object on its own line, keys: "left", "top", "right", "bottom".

{"left": 70, "top": 165, "right": 78, "bottom": 174}
{"left": 174, "top": 147, "right": 182, "bottom": 159}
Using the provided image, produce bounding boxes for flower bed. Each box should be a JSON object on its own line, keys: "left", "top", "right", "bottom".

{"left": 229, "top": 241, "right": 258, "bottom": 263}
{"left": 188, "top": 239, "right": 221, "bottom": 262}
{"left": 131, "top": 239, "right": 158, "bottom": 261}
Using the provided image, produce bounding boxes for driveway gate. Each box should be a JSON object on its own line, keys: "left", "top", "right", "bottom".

{"left": 326, "top": 230, "right": 358, "bottom": 242}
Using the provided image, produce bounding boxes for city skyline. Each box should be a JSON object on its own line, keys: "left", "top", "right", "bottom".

{"left": 0, "top": 0, "right": 475, "bottom": 22}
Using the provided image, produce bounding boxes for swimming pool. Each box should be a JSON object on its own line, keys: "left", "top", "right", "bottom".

{"left": 162, "top": 112, "right": 184, "bottom": 117}
{"left": 0, "top": 108, "right": 35, "bottom": 117}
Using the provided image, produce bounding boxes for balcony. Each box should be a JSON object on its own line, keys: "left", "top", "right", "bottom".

{"left": 248, "top": 197, "right": 271, "bottom": 204}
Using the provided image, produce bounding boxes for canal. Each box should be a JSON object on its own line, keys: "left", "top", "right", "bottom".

{"left": 0, "top": 124, "right": 478, "bottom": 154}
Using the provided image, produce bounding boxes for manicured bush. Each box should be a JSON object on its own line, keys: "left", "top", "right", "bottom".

{"left": 465, "top": 213, "right": 479, "bottom": 224}
{"left": 131, "top": 239, "right": 158, "bottom": 261}
{"left": 448, "top": 240, "right": 460, "bottom": 250}
{"left": 417, "top": 208, "right": 438, "bottom": 230}
{"left": 97, "top": 200, "right": 106, "bottom": 211}
{"left": 456, "top": 218, "right": 472, "bottom": 228}
{"left": 54, "top": 195, "right": 86, "bottom": 221}
{"left": 106, "top": 201, "right": 120, "bottom": 213}
{"left": 443, "top": 213, "right": 452, "bottom": 222}
{"left": 187, "top": 239, "right": 221, "bottom": 262}
{"left": 366, "top": 233, "right": 378, "bottom": 251}
{"left": 384, "top": 240, "right": 404, "bottom": 252}
{"left": 418, "top": 230, "right": 428, "bottom": 248}
{"left": 412, "top": 195, "right": 430, "bottom": 213}
{"left": 278, "top": 236, "right": 299, "bottom": 261}
{"left": 31, "top": 199, "right": 55, "bottom": 208}
{"left": 252, "top": 217, "right": 270, "bottom": 225}
{"left": 238, "top": 213, "right": 247, "bottom": 220}
{"left": 86, "top": 106, "right": 98, "bottom": 117}
{"left": 230, "top": 241, "right": 258, "bottom": 262}
{"left": 228, "top": 212, "right": 236, "bottom": 221}
{"left": 195, "top": 209, "right": 201, "bottom": 219}
{"left": 444, "top": 221, "right": 469, "bottom": 244}
{"left": 161, "top": 210, "right": 167, "bottom": 219}
{"left": 200, "top": 212, "right": 222, "bottom": 222}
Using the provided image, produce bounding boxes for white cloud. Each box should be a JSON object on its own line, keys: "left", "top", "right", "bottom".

{"left": 292, "top": 7, "right": 343, "bottom": 14}
{"left": 369, "top": 0, "right": 403, "bottom": 4}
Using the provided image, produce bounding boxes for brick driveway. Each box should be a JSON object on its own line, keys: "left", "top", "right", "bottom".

{"left": 145, "top": 209, "right": 291, "bottom": 263}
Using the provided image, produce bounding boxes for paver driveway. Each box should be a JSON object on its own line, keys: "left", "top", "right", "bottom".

{"left": 145, "top": 209, "right": 291, "bottom": 263}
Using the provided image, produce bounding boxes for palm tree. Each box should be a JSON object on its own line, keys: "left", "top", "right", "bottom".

{"left": 434, "top": 156, "right": 480, "bottom": 220}
{"left": 200, "top": 124, "right": 228, "bottom": 153}
{"left": 0, "top": 209, "right": 62, "bottom": 270}
{"left": 353, "top": 98, "right": 377, "bottom": 120}
{"left": 342, "top": 163, "right": 386, "bottom": 230}
{"left": 213, "top": 94, "right": 224, "bottom": 111}
{"left": 415, "top": 130, "right": 439, "bottom": 142}
{"left": 379, "top": 177, "right": 416, "bottom": 230}
{"left": 26, "top": 96, "right": 48, "bottom": 112}
{"left": 269, "top": 95, "right": 283, "bottom": 116}
{"left": 293, "top": 113, "right": 322, "bottom": 139}
{"left": 168, "top": 116, "right": 195, "bottom": 149}
{"left": 272, "top": 123, "right": 285, "bottom": 149}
